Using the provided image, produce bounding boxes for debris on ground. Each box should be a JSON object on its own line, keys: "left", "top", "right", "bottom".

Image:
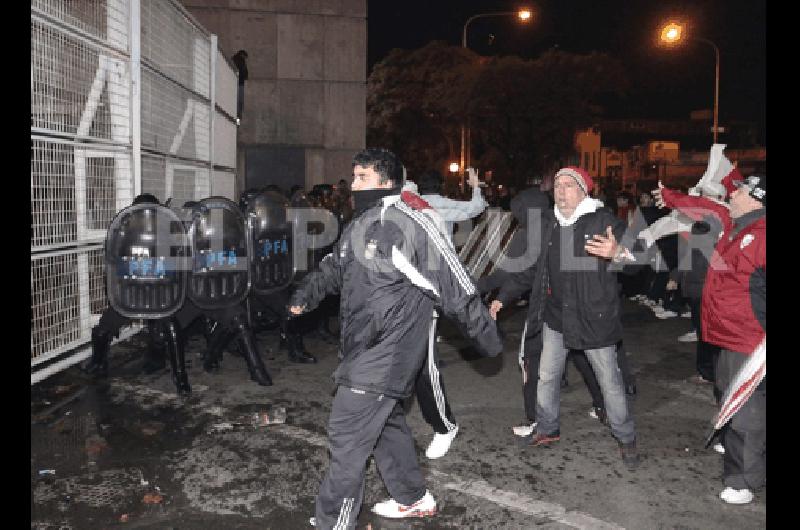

{"left": 142, "top": 493, "right": 163, "bottom": 504}
{"left": 54, "top": 384, "right": 77, "bottom": 395}
{"left": 208, "top": 406, "right": 288, "bottom": 433}
{"left": 119, "top": 513, "right": 129, "bottom": 522}
{"left": 38, "top": 469, "right": 56, "bottom": 476}
{"left": 53, "top": 417, "right": 74, "bottom": 434}
{"left": 138, "top": 421, "right": 165, "bottom": 436}
{"left": 85, "top": 434, "right": 109, "bottom": 456}
{"left": 251, "top": 406, "right": 287, "bottom": 426}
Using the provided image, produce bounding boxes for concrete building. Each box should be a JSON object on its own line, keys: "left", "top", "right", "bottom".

{"left": 574, "top": 116, "right": 765, "bottom": 196}
{"left": 182, "top": 0, "right": 367, "bottom": 195}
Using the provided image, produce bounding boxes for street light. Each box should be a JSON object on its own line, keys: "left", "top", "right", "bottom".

{"left": 460, "top": 8, "right": 533, "bottom": 184}
{"left": 659, "top": 20, "right": 721, "bottom": 143}
{"left": 449, "top": 162, "right": 460, "bottom": 173}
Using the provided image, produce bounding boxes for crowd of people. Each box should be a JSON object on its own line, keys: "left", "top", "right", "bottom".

{"left": 87, "top": 144, "right": 765, "bottom": 528}
{"left": 283, "top": 147, "right": 765, "bottom": 528}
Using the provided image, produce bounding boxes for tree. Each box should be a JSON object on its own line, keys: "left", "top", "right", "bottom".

{"left": 468, "top": 50, "right": 628, "bottom": 187}
{"left": 368, "top": 43, "right": 628, "bottom": 186}
{"left": 367, "top": 41, "right": 478, "bottom": 177}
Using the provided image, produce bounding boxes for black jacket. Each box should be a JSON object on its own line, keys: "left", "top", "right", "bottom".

{"left": 291, "top": 193, "right": 503, "bottom": 398}
{"left": 677, "top": 218, "right": 722, "bottom": 300}
{"left": 496, "top": 205, "right": 629, "bottom": 350}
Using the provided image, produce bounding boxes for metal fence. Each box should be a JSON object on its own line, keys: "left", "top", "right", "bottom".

{"left": 31, "top": 0, "right": 238, "bottom": 383}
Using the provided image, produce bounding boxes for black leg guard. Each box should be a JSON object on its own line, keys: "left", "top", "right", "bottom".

{"left": 83, "top": 327, "right": 110, "bottom": 377}
{"left": 233, "top": 315, "right": 273, "bottom": 386}
{"left": 164, "top": 319, "right": 191, "bottom": 396}
{"left": 288, "top": 330, "right": 317, "bottom": 364}
{"left": 142, "top": 322, "right": 167, "bottom": 375}
{"left": 279, "top": 318, "right": 290, "bottom": 351}
{"left": 204, "top": 324, "right": 236, "bottom": 373}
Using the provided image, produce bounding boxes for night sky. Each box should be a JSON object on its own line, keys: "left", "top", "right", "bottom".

{"left": 367, "top": 0, "right": 765, "bottom": 132}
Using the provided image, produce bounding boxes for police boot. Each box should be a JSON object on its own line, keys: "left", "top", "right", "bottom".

{"left": 83, "top": 327, "right": 110, "bottom": 377}
{"left": 288, "top": 333, "right": 317, "bottom": 364}
{"left": 164, "top": 320, "right": 191, "bottom": 396}
{"left": 233, "top": 316, "right": 273, "bottom": 386}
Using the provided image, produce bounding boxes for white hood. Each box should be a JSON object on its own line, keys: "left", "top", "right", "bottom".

{"left": 554, "top": 196, "right": 604, "bottom": 226}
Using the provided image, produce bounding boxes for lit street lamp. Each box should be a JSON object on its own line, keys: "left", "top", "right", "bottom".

{"left": 659, "top": 21, "right": 721, "bottom": 143}
{"left": 460, "top": 8, "right": 533, "bottom": 184}
{"left": 449, "top": 162, "right": 460, "bottom": 174}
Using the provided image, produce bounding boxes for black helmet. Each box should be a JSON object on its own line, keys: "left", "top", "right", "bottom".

{"left": 132, "top": 193, "right": 160, "bottom": 206}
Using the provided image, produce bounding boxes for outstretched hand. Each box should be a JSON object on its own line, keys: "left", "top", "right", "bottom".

{"left": 289, "top": 305, "right": 305, "bottom": 316}
{"left": 489, "top": 300, "right": 503, "bottom": 320}
{"left": 651, "top": 180, "right": 666, "bottom": 208}
{"left": 585, "top": 226, "right": 618, "bottom": 259}
{"left": 467, "top": 167, "right": 480, "bottom": 188}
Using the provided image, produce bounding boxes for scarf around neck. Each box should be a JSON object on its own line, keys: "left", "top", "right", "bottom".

{"left": 352, "top": 187, "right": 401, "bottom": 216}
{"left": 554, "top": 196, "right": 604, "bottom": 226}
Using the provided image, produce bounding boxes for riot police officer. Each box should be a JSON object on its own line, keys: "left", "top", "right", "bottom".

{"left": 84, "top": 193, "right": 194, "bottom": 394}
{"left": 241, "top": 188, "right": 317, "bottom": 363}
{"left": 181, "top": 196, "right": 274, "bottom": 385}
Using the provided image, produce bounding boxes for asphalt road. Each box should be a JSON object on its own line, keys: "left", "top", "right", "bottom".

{"left": 31, "top": 299, "right": 766, "bottom": 529}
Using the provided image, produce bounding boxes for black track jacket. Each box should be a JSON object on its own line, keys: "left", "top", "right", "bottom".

{"left": 290, "top": 191, "right": 503, "bottom": 399}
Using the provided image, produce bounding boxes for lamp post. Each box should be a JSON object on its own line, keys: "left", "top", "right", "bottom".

{"left": 660, "top": 22, "right": 721, "bottom": 143}
{"left": 460, "top": 9, "right": 533, "bottom": 184}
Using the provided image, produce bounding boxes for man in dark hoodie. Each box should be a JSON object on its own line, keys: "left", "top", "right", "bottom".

{"left": 290, "top": 148, "right": 503, "bottom": 529}
{"left": 489, "top": 167, "right": 640, "bottom": 469}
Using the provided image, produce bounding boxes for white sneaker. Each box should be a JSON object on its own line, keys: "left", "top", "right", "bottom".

{"left": 426, "top": 425, "right": 458, "bottom": 459}
{"left": 655, "top": 310, "right": 678, "bottom": 319}
{"left": 713, "top": 443, "right": 725, "bottom": 454}
{"left": 677, "top": 330, "right": 698, "bottom": 343}
{"left": 512, "top": 422, "right": 537, "bottom": 437}
{"left": 309, "top": 517, "right": 316, "bottom": 527}
{"left": 372, "top": 490, "right": 437, "bottom": 518}
{"left": 680, "top": 311, "right": 692, "bottom": 318}
{"left": 720, "top": 487, "right": 753, "bottom": 504}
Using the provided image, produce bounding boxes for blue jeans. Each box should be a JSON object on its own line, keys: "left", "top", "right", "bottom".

{"left": 535, "top": 323, "right": 635, "bottom": 443}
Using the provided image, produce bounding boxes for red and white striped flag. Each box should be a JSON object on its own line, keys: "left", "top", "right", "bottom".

{"left": 712, "top": 336, "right": 766, "bottom": 434}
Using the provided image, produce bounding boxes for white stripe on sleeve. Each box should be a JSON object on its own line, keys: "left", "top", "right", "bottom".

{"left": 392, "top": 246, "right": 440, "bottom": 297}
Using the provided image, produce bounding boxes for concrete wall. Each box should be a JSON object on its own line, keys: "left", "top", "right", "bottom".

{"left": 181, "top": 0, "right": 366, "bottom": 194}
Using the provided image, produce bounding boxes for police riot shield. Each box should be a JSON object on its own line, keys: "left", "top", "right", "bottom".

{"left": 245, "top": 190, "right": 294, "bottom": 295}
{"left": 187, "top": 196, "right": 251, "bottom": 310}
{"left": 105, "top": 203, "right": 191, "bottom": 320}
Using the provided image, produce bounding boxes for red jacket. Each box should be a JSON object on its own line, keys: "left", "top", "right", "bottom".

{"left": 661, "top": 189, "right": 766, "bottom": 354}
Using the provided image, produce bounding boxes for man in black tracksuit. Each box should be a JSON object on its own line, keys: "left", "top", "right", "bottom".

{"left": 290, "top": 149, "right": 502, "bottom": 529}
